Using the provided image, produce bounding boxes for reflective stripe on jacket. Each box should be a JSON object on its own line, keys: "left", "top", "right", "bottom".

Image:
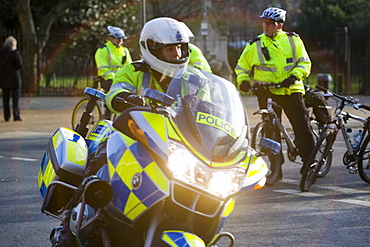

{"left": 235, "top": 31, "right": 311, "bottom": 95}
{"left": 94, "top": 41, "right": 132, "bottom": 81}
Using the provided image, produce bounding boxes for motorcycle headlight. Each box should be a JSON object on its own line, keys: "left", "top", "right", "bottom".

{"left": 167, "top": 142, "right": 246, "bottom": 199}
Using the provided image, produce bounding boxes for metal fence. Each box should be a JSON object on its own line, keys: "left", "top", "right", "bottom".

{"left": 1, "top": 27, "right": 369, "bottom": 96}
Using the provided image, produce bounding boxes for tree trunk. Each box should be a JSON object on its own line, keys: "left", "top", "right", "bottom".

{"left": 16, "top": 0, "right": 38, "bottom": 95}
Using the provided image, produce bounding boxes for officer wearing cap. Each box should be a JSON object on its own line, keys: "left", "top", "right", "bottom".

{"left": 235, "top": 7, "right": 315, "bottom": 178}
{"left": 95, "top": 26, "right": 132, "bottom": 118}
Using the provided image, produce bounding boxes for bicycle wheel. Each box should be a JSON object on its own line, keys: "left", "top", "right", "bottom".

{"left": 71, "top": 98, "right": 102, "bottom": 131}
{"left": 252, "top": 121, "right": 281, "bottom": 186}
{"left": 358, "top": 133, "right": 370, "bottom": 183}
{"left": 300, "top": 129, "right": 333, "bottom": 192}
{"left": 310, "top": 120, "right": 332, "bottom": 178}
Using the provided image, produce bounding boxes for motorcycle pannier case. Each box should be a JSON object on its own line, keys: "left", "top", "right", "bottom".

{"left": 38, "top": 127, "right": 88, "bottom": 216}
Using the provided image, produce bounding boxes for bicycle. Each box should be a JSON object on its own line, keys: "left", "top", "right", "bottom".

{"left": 71, "top": 76, "right": 113, "bottom": 131}
{"left": 251, "top": 83, "right": 299, "bottom": 185}
{"left": 250, "top": 83, "right": 332, "bottom": 186}
{"left": 300, "top": 85, "right": 370, "bottom": 192}
{"left": 304, "top": 85, "right": 333, "bottom": 178}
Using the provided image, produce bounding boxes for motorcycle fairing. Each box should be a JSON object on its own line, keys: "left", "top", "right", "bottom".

{"left": 38, "top": 127, "right": 88, "bottom": 198}
{"left": 38, "top": 153, "right": 56, "bottom": 198}
{"left": 106, "top": 132, "right": 170, "bottom": 221}
{"left": 167, "top": 116, "right": 250, "bottom": 168}
{"left": 240, "top": 154, "right": 268, "bottom": 192}
{"left": 161, "top": 230, "right": 205, "bottom": 247}
{"left": 129, "top": 111, "right": 169, "bottom": 160}
{"left": 217, "top": 197, "right": 235, "bottom": 233}
{"left": 166, "top": 118, "right": 182, "bottom": 142}
{"left": 167, "top": 67, "right": 248, "bottom": 163}
{"left": 86, "top": 120, "right": 114, "bottom": 154}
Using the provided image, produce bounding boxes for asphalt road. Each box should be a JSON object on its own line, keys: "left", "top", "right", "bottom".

{"left": 1, "top": 95, "right": 370, "bottom": 246}
{"left": 1, "top": 136, "right": 370, "bottom": 247}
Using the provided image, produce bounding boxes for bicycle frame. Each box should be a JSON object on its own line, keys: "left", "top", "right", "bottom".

{"left": 314, "top": 86, "right": 369, "bottom": 172}
{"left": 254, "top": 97, "right": 299, "bottom": 161}
{"left": 300, "top": 84, "right": 370, "bottom": 191}
{"left": 339, "top": 111, "right": 369, "bottom": 170}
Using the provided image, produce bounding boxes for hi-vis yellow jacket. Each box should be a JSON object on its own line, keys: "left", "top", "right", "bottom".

{"left": 235, "top": 30, "right": 311, "bottom": 95}
{"left": 189, "top": 43, "right": 212, "bottom": 73}
{"left": 106, "top": 61, "right": 162, "bottom": 115}
{"left": 94, "top": 41, "right": 132, "bottom": 81}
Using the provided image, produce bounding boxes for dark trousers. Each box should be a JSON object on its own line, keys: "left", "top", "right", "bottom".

{"left": 258, "top": 92, "right": 315, "bottom": 164}
{"left": 2, "top": 88, "right": 21, "bottom": 121}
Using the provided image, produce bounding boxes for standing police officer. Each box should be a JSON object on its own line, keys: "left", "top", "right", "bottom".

{"left": 235, "top": 7, "right": 315, "bottom": 178}
{"left": 95, "top": 26, "right": 132, "bottom": 118}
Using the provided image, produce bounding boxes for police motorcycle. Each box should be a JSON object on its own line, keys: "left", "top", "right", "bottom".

{"left": 38, "top": 67, "right": 277, "bottom": 246}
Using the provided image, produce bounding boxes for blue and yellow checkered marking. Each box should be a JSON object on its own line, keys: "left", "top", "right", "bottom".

{"left": 107, "top": 132, "right": 170, "bottom": 221}
{"left": 161, "top": 231, "right": 205, "bottom": 247}
{"left": 38, "top": 152, "right": 56, "bottom": 198}
{"left": 130, "top": 111, "right": 169, "bottom": 160}
{"left": 38, "top": 128, "right": 87, "bottom": 198}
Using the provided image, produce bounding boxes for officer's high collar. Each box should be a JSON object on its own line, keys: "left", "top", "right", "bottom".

{"left": 265, "top": 29, "right": 283, "bottom": 39}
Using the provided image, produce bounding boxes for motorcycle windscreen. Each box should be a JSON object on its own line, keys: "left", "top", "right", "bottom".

{"left": 167, "top": 67, "right": 248, "bottom": 162}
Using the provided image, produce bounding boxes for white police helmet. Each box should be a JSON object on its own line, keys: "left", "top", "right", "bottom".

{"left": 107, "top": 26, "right": 127, "bottom": 39}
{"left": 139, "top": 17, "right": 195, "bottom": 77}
{"left": 260, "top": 7, "right": 286, "bottom": 23}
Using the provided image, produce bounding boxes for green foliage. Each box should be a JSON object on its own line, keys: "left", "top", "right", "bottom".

{"left": 298, "top": 0, "right": 370, "bottom": 50}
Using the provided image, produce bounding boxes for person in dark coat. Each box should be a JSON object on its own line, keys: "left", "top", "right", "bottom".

{"left": 0, "top": 36, "right": 23, "bottom": 121}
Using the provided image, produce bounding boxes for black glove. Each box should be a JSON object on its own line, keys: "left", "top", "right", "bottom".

{"left": 240, "top": 81, "right": 252, "bottom": 93}
{"left": 126, "top": 94, "right": 145, "bottom": 106}
{"left": 281, "top": 75, "right": 297, "bottom": 88}
{"left": 101, "top": 79, "right": 113, "bottom": 92}
{"left": 112, "top": 93, "right": 145, "bottom": 112}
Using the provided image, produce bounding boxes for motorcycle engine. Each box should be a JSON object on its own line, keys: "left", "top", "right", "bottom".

{"left": 69, "top": 203, "right": 96, "bottom": 239}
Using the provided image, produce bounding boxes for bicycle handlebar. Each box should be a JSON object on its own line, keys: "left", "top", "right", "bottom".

{"left": 251, "top": 82, "right": 283, "bottom": 91}
{"left": 359, "top": 104, "right": 370, "bottom": 112}
{"left": 314, "top": 84, "right": 370, "bottom": 112}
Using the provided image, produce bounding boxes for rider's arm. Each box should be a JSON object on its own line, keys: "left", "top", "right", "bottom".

{"left": 106, "top": 64, "right": 142, "bottom": 114}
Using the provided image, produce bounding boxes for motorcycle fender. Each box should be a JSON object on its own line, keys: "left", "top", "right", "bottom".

{"left": 86, "top": 120, "right": 114, "bottom": 154}
{"left": 38, "top": 127, "right": 88, "bottom": 198}
{"left": 161, "top": 231, "right": 205, "bottom": 247}
{"left": 106, "top": 132, "right": 170, "bottom": 221}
